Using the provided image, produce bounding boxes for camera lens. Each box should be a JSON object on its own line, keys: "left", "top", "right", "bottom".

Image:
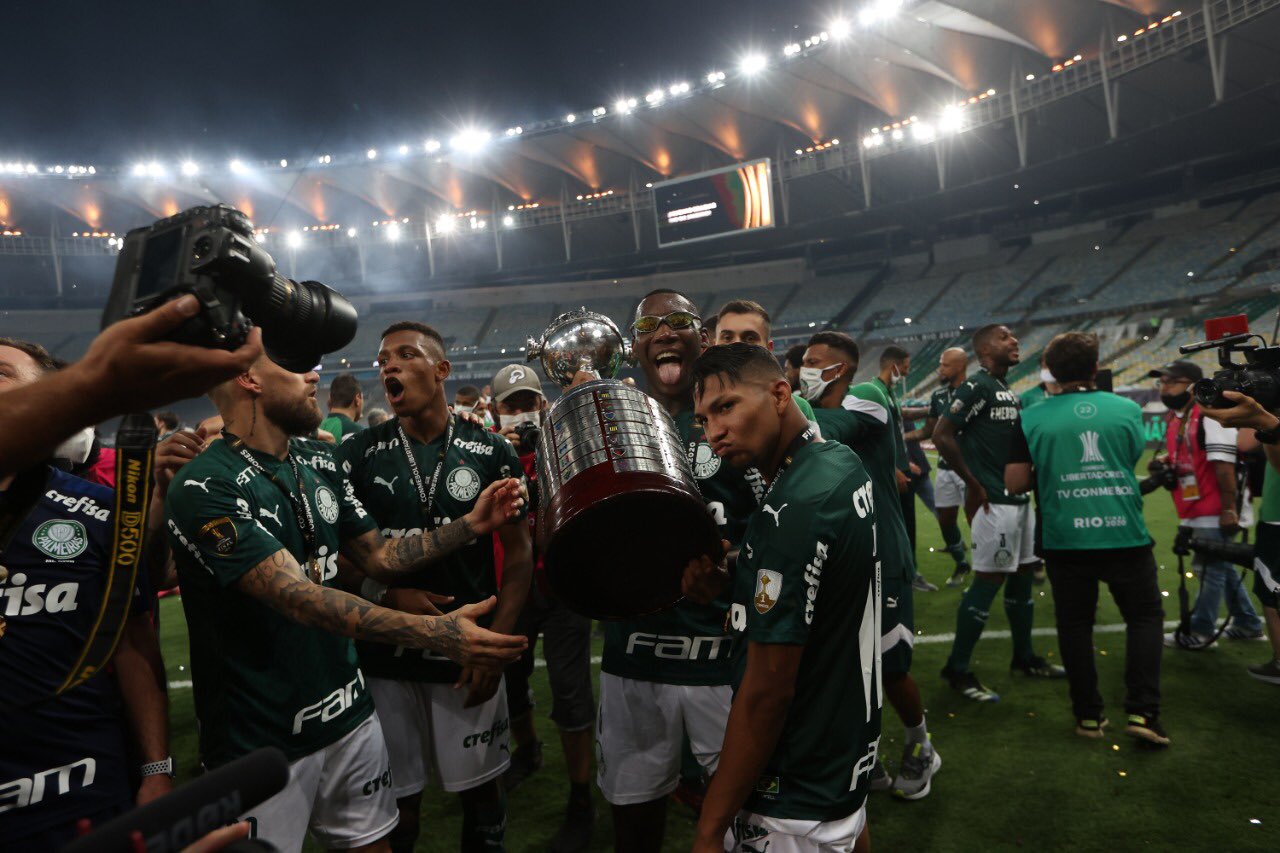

{"left": 248, "top": 277, "right": 358, "bottom": 373}
{"left": 1192, "top": 377, "right": 1223, "bottom": 408}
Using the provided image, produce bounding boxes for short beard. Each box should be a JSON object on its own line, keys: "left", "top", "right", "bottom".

{"left": 263, "top": 393, "right": 322, "bottom": 437}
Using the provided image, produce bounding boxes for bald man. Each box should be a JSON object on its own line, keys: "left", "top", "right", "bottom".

{"left": 904, "top": 347, "right": 972, "bottom": 587}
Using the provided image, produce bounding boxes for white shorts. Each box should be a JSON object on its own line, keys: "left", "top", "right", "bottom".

{"left": 971, "top": 502, "right": 1037, "bottom": 573}
{"left": 596, "top": 673, "right": 731, "bottom": 805}
{"left": 934, "top": 469, "right": 966, "bottom": 509}
{"left": 243, "top": 713, "right": 398, "bottom": 853}
{"left": 726, "top": 805, "right": 867, "bottom": 852}
{"left": 369, "top": 675, "right": 511, "bottom": 796}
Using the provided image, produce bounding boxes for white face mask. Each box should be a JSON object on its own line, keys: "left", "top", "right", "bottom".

{"left": 500, "top": 411, "right": 542, "bottom": 430}
{"left": 1040, "top": 368, "right": 1057, "bottom": 384}
{"left": 55, "top": 426, "right": 95, "bottom": 465}
{"left": 799, "top": 364, "right": 844, "bottom": 401}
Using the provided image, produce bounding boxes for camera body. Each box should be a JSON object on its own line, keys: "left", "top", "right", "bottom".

{"left": 102, "top": 204, "right": 357, "bottom": 373}
{"left": 1180, "top": 314, "right": 1280, "bottom": 411}
{"left": 514, "top": 422, "right": 541, "bottom": 455}
{"left": 1172, "top": 527, "right": 1255, "bottom": 569}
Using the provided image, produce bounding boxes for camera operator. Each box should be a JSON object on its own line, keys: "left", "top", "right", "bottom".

{"left": 164, "top": 349, "right": 527, "bottom": 851}
{"left": 0, "top": 338, "right": 173, "bottom": 850}
{"left": 490, "top": 363, "right": 597, "bottom": 850}
{"left": 1149, "top": 361, "right": 1265, "bottom": 648}
{"left": 1198, "top": 390, "right": 1280, "bottom": 684}
{"left": 0, "top": 294, "right": 262, "bottom": 479}
{"left": 1005, "top": 333, "right": 1168, "bottom": 745}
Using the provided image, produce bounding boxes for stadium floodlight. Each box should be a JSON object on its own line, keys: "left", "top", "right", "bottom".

{"left": 229, "top": 159, "right": 249, "bottom": 175}
{"left": 565, "top": 113, "right": 577, "bottom": 123}
{"left": 30, "top": 164, "right": 41, "bottom": 174}
{"left": 891, "top": 129, "right": 904, "bottom": 141}
{"left": 592, "top": 106, "right": 607, "bottom": 117}
{"left": 830, "top": 17, "right": 852, "bottom": 40}
{"left": 286, "top": 231, "right": 303, "bottom": 249}
{"left": 645, "top": 89, "right": 664, "bottom": 105}
{"left": 280, "top": 159, "right": 289, "bottom": 168}
{"left": 940, "top": 104, "right": 964, "bottom": 134}
{"left": 912, "top": 122, "right": 936, "bottom": 142}
{"left": 53, "top": 165, "right": 64, "bottom": 174}
{"left": 131, "top": 163, "right": 148, "bottom": 178}
{"left": 397, "top": 144, "right": 409, "bottom": 156}
{"left": 145, "top": 162, "right": 166, "bottom": 178}
{"left": 450, "top": 128, "right": 491, "bottom": 152}
{"left": 367, "top": 149, "right": 378, "bottom": 160}
{"left": 739, "top": 53, "right": 767, "bottom": 76}
{"left": 385, "top": 222, "right": 402, "bottom": 242}
{"left": 424, "top": 139, "right": 441, "bottom": 153}
{"left": 784, "top": 43, "right": 801, "bottom": 56}
{"left": 706, "top": 70, "right": 726, "bottom": 84}
{"left": 503, "top": 215, "right": 515, "bottom": 228}
{"left": 614, "top": 98, "right": 634, "bottom": 115}
{"left": 858, "top": 0, "right": 903, "bottom": 27}
{"left": 904, "top": 317, "right": 913, "bottom": 325}
{"left": 347, "top": 227, "right": 357, "bottom": 238}
{"left": 435, "top": 214, "right": 457, "bottom": 235}
{"left": 181, "top": 161, "right": 199, "bottom": 176}
{"left": 669, "top": 82, "right": 690, "bottom": 96}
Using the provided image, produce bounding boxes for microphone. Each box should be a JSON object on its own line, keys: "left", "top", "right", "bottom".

{"left": 63, "top": 747, "right": 290, "bottom": 853}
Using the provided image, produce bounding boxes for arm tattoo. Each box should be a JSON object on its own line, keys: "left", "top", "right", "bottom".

{"left": 237, "top": 548, "right": 467, "bottom": 657}
{"left": 372, "top": 516, "right": 477, "bottom": 578}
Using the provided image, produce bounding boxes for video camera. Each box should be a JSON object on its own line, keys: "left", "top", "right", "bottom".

{"left": 1179, "top": 314, "right": 1280, "bottom": 410}
{"left": 101, "top": 204, "right": 357, "bottom": 372}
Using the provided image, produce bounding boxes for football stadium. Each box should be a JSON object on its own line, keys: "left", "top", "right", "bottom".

{"left": 2, "top": 1, "right": 1279, "bottom": 851}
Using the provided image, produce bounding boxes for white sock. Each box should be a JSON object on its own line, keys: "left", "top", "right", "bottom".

{"left": 905, "top": 719, "right": 929, "bottom": 747}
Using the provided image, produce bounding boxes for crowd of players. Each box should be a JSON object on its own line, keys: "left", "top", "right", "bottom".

{"left": 2, "top": 287, "right": 1279, "bottom": 853}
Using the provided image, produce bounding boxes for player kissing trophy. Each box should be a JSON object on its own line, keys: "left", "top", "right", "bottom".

{"left": 526, "top": 309, "right": 720, "bottom": 619}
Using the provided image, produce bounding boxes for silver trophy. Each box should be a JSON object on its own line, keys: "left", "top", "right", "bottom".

{"left": 525, "top": 308, "right": 632, "bottom": 387}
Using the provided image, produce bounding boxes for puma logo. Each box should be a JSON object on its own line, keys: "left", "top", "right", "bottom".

{"left": 374, "top": 475, "right": 398, "bottom": 495}
{"left": 184, "top": 478, "right": 211, "bottom": 493}
{"left": 259, "top": 506, "right": 281, "bottom": 526}
{"left": 761, "top": 503, "right": 788, "bottom": 527}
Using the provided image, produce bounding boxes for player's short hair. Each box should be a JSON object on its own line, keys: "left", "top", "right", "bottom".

{"left": 807, "top": 331, "right": 860, "bottom": 371}
{"left": 635, "top": 288, "right": 696, "bottom": 319}
{"left": 972, "top": 324, "right": 1007, "bottom": 353}
{"left": 718, "top": 300, "right": 771, "bottom": 333}
{"left": 455, "top": 384, "right": 481, "bottom": 401}
{"left": 1044, "top": 332, "right": 1099, "bottom": 383}
{"left": 692, "top": 341, "right": 784, "bottom": 398}
{"left": 155, "top": 411, "right": 180, "bottom": 432}
{"left": 380, "top": 321, "right": 446, "bottom": 358}
{"left": 327, "top": 373, "right": 363, "bottom": 408}
{"left": 880, "top": 344, "right": 910, "bottom": 367}
{"left": 0, "top": 336, "right": 58, "bottom": 374}
{"left": 783, "top": 343, "right": 806, "bottom": 370}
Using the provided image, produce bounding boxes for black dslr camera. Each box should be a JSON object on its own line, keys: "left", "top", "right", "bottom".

{"left": 1180, "top": 314, "right": 1280, "bottom": 411}
{"left": 102, "top": 204, "right": 357, "bottom": 372}
{"left": 513, "top": 421, "right": 541, "bottom": 455}
{"left": 1172, "top": 527, "right": 1255, "bottom": 568}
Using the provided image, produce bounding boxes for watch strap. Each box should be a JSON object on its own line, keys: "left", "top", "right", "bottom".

{"left": 140, "top": 757, "right": 175, "bottom": 778}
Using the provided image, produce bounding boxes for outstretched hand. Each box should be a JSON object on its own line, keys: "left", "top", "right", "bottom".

{"left": 465, "top": 478, "right": 525, "bottom": 534}
{"left": 431, "top": 596, "right": 527, "bottom": 669}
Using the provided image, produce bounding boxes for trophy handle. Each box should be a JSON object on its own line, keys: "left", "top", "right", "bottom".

{"left": 622, "top": 338, "right": 635, "bottom": 365}
{"left": 525, "top": 337, "right": 542, "bottom": 363}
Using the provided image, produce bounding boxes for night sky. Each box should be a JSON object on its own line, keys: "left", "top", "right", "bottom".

{"left": 11, "top": 0, "right": 829, "bottom": 165}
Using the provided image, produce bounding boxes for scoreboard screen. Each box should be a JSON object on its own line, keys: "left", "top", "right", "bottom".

{"left": 652, "top": 159, "right": 775, "bottom": 248}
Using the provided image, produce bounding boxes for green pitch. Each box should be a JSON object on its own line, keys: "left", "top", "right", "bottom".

{"left": 157, "top": 462, "right": 1276, "bottom": 851}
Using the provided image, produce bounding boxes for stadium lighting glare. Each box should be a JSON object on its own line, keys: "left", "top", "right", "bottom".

{"left": 669, "top": 82, "right": 690, "bottom": 96}
{"left": 435, "top": 215, "right": 457, "bottom": 235}
{"left": 318, "top": 154, "right": 332, "bottom": 164}
{"left": 891, "top": 129, "right": 904, "bottom": 141}
{"left": 706, "top": 71, "right": 726, "bottom": 84}
{"left": 385, "top": 222, "right": 402, "bottom": 242}
{"left": 592, "top": 106, "right": 607, "bottom": 117}
{"left": 346, "top": 227, "right": 357, "bottom": 238}
{"left": 423, "top": 139, "right": 441, "bottom": 153}
{"left": 940, "top": 104, "right": 964, "bottom": 133}
{"left": 784, "top": 43, "right": 801, "bottom": 56}
{"left": 858, "top": 0, "right": 902, "bottom": 27}
{"left": 180, "top": 161, "right": 199, "bottom": 176}
{"left": 502, "top": 215, "right": 515, "bottom": 228}
{"left": 904, "top": 317, "right": 913, "bottom": 325}
{"left": 830, "top": 17, "right": 852, "bottom": 40}
{"left": 614, "top": 98, "right": 635, "bottom": 114}
{"left": 145, "top": 162, "right": 166, "bottom": 178}
{"left": 131, "top": 164, "right": 148, "bottom": 177}
{"left": 367, "top": 149, "right": 378, "bottom": 160}
{"left": 450, "top": 129, "right": 492, "bottom": 152}
{"left": 280, "top": 159, "right": 289, "bottom": 168}
{"left": 565, "top": 113, "right": 577, "bottom": 123}
{"left": 1026, "top": 73, "right": 1037, "bottom": 80}
{"left": 645, "top": 89, "right": 664, "bottom": 105}
{"left": 739, "top": 53, "right": 767, "bottom": 76}
{"left": 912, "top": 122, "right": 936, "bottom": 142}
{"left": 286, "top": 231, "right": 302, "bottom": 249}
{"left": 1116, "top": 34, "right": 1128, "bottom": 42}
{"left": 229, "top": 159, "right": 249, "bottom": 175}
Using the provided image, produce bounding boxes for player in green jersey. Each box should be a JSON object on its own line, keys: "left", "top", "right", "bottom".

{"left": 713, "top": 299, "right": 817, "bottom": 425}
{"left": 318, "top": 372, "right": 365, "bottom": 443}
{"left": 933, "top": 324, "right": 1064, "bottom": 703}
{"left": 904, "top": 347, "right": 972, "bottom": 586}
{"left": 338, "top": 321, "right": 534, "bottom": 853}
{"left": 802, "top": 332, "right": 940, "bottom": 801}
{"left": 166, "top": 351, "right": 526, "bottom": 852}
{"left": 683, "top": 343, "right": 882, "bottom": 853}
{"left": 596, "top": 290, "right": 762, "bottom": 853}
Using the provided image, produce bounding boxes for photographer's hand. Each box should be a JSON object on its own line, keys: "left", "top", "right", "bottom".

{"left": 1201, "top": 390, "right": 1280, "bottom": 432}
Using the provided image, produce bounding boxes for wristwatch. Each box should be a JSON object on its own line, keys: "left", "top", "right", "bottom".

{"left": 140, "top": 757, "right": 176, "bottom": 779}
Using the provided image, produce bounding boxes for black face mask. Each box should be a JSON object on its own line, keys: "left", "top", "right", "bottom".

{"left": 1161, "top": 390, "right": 1192, "bottom": 411}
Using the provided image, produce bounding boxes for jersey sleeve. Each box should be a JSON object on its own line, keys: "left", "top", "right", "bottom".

{"left": 165, "top": 473, "right": 287, "bottom": 587}
{"left": 1007, "top": 416, "right": 1032, "bottom": 465}
{"left": 943, "top": 378, "right": 986, "bottom": 428}
{"left": 928, "top": 389, "right": 948, "bottom": 420}
{"left": 746, "top": 501, "right": 833, "bottom": 646}
{"left": 1202, "top": 416, "right": 1238, "bottom": 463}
{"left": 813, "top": 407, "right": 878, "bottom": 446}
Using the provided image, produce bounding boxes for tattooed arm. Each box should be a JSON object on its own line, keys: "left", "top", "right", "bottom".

{"left": 235, "top": 549, "right": 526, "bottom": 668}
{"left": 340, "top": 477, "right": 525, "bottom": 583}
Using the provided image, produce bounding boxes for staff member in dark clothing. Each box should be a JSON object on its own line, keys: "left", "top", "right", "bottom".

{"left": 1004, "top": 332, "right": 1168, "bottom": 746}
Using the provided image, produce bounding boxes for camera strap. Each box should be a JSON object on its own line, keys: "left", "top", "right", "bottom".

{"left": 397, "top": 415, "right": 455, "bottom": 527}
{"left": 56, "top": 412, "right": 156, "bottom": 695}
{"left": 1172, "top": 533, "right": 1249, "bottom": 652}
{"left": 223, "top": 432, "right": 320, "bottom": 583}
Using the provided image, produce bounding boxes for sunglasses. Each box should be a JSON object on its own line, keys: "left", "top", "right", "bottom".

{"left": 631, "top": 311, "right": 702, "bottom": 336}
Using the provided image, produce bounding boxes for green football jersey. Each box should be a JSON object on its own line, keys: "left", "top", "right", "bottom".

{"left": 166, "top": 437, "right": 378, "bottom": 767}
{"left": 600, "top": 407, "right": 764, "bottom": 685}
{"left": 319, "top": 412, "right": 363, "bottom": 444}
{"left": 794, "top": 395, "right": 816, "bottom": 423}
{"left": 1262, "top": 465, "right": 1280, "bottom": 524}
{"left": 1020, "top": 391, "right": 1152, "bottom": 550}
{"left": 943, "top": 369, "right": 1029, "bottom": 505}
{"left": 338, "top": 415, "right": 524, "bottom": 683}
{"left": 928, "top": 385, "right": 960, "bottom": 471}
{"left": 1019, "top": 384, "right": 1049, "bottom": 410}
{"left": 730, "top": 440, "right": 882, "bottom": 822}
{"left": 812, "top": 401, "right": 914, "bottom": 582}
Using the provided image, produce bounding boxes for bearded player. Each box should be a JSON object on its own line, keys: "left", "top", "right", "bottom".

{"left": 684, "top": 343, "right": 882, "bottom": 853}
{"left": 596, "top": 290, "right": 761, "bottom": 853}
{"left": 801, "top": 332, "right": 940, "bottom": 800}
{"left": 338, "top": 322, "right": 534, "bottom": 853}
{"left": 933, "top": 324, "right": 1064, "bottom": 703}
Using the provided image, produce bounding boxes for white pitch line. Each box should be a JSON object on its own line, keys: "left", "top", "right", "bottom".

{"left": 165, "top": 621, "right": 1181, "bottom": 690}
